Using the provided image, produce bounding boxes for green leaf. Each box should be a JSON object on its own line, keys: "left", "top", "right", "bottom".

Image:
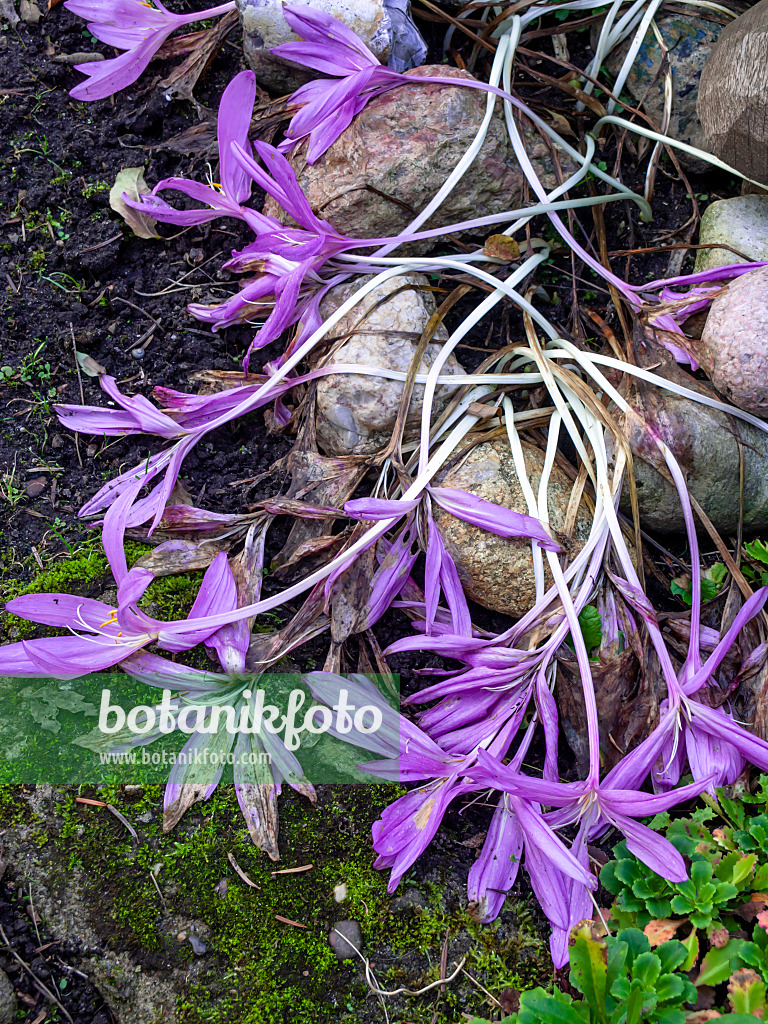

{"left": 568, "top": 922, "right": 609, "bottom": 1022}
{"left": 744, "top": 538, "right": 768, "bottom": 566}
{"left": 578, "top": 605, "right": 603, "bottom": 653}
{"left": 670, "top": 563, "right": 727, "bottom": 605}
{"left": 631, "top": 951, "right": 661, "bottom": 988}
{"left": 518, "top": 988, "right": 586, "bottom": 1024}
{"left": 681, "top": 930, "right": 699, "bottom": 972}
{"left": 657, "top": 940, "right": 688, "bottom": 975}
{"left": 696, "top": 940, "right": 745, "bottom": 986}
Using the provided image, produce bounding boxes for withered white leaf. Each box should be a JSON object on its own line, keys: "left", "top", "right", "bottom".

{"left": 109, "top": 167, "right": 160, "bottom": 240}
{"left": 75, "top": 350, "right": 107, "bottom": 377}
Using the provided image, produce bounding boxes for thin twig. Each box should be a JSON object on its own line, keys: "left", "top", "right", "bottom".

{"left": 112, "top": 296, "right": 164, "bottom": 333}
{"left": 69, "top": 323, "right": 83, "bottom": 468}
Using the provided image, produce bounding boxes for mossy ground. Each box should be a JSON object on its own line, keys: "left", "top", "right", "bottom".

{"left": 0, "top": 545, "right": 554, "bottom": 1022}
{"left": 2, "top": 780, "right": 553, "bottom": 1024}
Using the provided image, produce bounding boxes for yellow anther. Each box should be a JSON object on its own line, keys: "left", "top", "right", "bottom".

{"left": 100, "top": 610, "right": 119, "bottom": 627}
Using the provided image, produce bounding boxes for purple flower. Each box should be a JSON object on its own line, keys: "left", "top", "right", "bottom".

{"left": 469, "top": 746, "right": 714, "bottom": 884}
{"left": 467, "top": 793, "right": 523, "bottom": 924}
{"left": 124, "top": 71, "right": 276, "bottom": 233}
{"left": 54, "top": 374, "right": 187, "bottom": 440}
{"left": 0, "top": 550, "right": 236, "bottom": 680}
{"left": 115, "top": 528, "right": 317, "bottom": 855}
{"left": 303, "top": 672, "right": 525, "bottom": 892}
{"left": 424, "top": 512, "right": 471, "bottom": 637}
{"left": 65, "top": 0, "right": 237, "bottom": 101}
{"left": 188, "top": 255, "right": 331, "bottom": 370}
{"left": 272, "top": 5, "right": 403, "bottom": 163}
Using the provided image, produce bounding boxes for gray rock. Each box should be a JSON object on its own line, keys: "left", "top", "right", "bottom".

{"left": 329, "top": 919, "right": 363, "bottom": 961}
{"left": 697, "top": 0, "right": 768, "bottom": 184}
{"left": 314, "top": 273, "right": 463, "bottom": 456}
{"left": 618, "top": 340, "right": 768, "bottom": 532}
{"left": 265, "top": 65, "right": 573, "bottom": 254}
{"left": 698, "top": 265, "right": 768, "bottom": 418}
{"left": 236, "top": 0, "right": 418, "bottom": 91}
{"left": 605, "top": 16, "right": 721, "bottom": 172}
{"left": 0, "top": 969, "right": 16, "bottom": 1024}
{"left": 432, "top": 438, "right": 592, "bottom": 618}
{"left": 694, "top": 196, "right": 768, "bottom": 274}
{"left": 188, "top": 933, "right": 207, "bottom": 956}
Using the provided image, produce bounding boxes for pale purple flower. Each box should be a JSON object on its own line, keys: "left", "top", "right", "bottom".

{"left": 117, "top": 529, "right": 316, "bottom": 850}
{"left": 65, "top": 0, "right": 237, "bottom": 102}
{"left": 467, "top": 793, "right": 523, "bottom": 924}
{"left": 55, "top": 374, "right": 187, "bottom": 440}
{"left": 0, "top": 550, "right": 235, "bottom": 680}
{"left": 273, "top": 5, "right": 404, "bottom": 163}
{"left": 424, "top": 511, "right": 471, "bottom": 637}
{"left": 124, "top": 71, "right": 277, "bottom": 234}
{"left": 469, "top": 745, "right": 715, "bottom": 884}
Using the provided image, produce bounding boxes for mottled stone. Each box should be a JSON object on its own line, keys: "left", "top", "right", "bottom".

{"left": 605, "top": 16, "right": 721, "bottom": 172}
{"left": 0, "top": 970, "right": 15, "bottom": 1024}
{"left": 694, "top": 195, "right": 768, "bottom": 273}
{"left": 432, "top": 438, "right": 592, "bottom": 618}
{"left": 698, "top": 265, "right": 768, "bottom": 418}
{"left": 264, "top": 65, "right": 572, "bottom": 254}
{"left": 618, "top": 341, "right": 768, "bottom": 532}
{"left": 236, "top": 0, "right": 397, "bottom": 91}
{"left": 314, "top": 273, "right": 463, "bottom": 456}
{"left": 698, "top": 0, "right": 768, "bottom": 183}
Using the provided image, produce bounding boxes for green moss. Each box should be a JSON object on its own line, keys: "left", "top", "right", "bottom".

{"left": 0, "top": 546, "right": 109, "bottom": 640}
{"left": 0, "top": 541, "right": 212, "bottom": 642}
{"left": 25, "top": 781, "right": 551, "bottom": 1024}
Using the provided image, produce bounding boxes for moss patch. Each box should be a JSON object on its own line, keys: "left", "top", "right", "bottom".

{"left": 8, "top": 781, "right": 553, "bottom": 1024}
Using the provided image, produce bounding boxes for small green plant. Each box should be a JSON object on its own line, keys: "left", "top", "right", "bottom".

{"left": 743, "top": 538, "right": 768, "bottom": 586}
{"left": 467, "top": 922, "right": 759, "bottom": 1023}
{"left": 670, "top": 561, "right": 728, "bottom": 605}
{"left": 82, "top": 180, "right": 109, "bottom": 199}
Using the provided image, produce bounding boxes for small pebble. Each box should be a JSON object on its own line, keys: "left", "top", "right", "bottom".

{"left": 333, "top": 883, "right": 347, "bottom": 903}
{"left": 25, "top": 477, "right": 46, "bottom": 498}
{"left": 188, "top": 934, "right": 207, "bottom": 956}
{"left": 19, "top": 0, "right": 41, "bottom": 24}
{"left": 213, "top": 879, "right": 228, "bottom": 898}
{"left": 329, "top": 920, "right": 363, "bottom": 961}
{"left": 131, "top": 348, "right": 144, "bottom": 359}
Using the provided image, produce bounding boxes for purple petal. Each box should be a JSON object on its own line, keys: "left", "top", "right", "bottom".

{"left": 5, "top": 593, "right": 115, "bottom": 632}
{"left": 429, "top": 487, "right": 560, "bottom": 551}
{"left": 608, "top": 812, "right": 687, "bottom": 883}
{"left": 217, "top": 70, "right": 257, "bottom": 204}
{"left": 467, "top": 793, "right": 523, "bottom": 923}
{"left": 344, "top": 496, "right": 420, "bottom": 521}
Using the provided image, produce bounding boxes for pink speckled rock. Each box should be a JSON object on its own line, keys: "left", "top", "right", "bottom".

{"left": 699, "top": 265, "right": 768, "bottom": 418}
{"left": 265, "top": 65, "right": 569, "bottom": 254}
{"left": 314, "top": 272, "right": 463, "bottom": 456}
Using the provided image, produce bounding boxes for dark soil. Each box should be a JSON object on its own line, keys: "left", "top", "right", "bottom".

{"left": 0, "top": 2, "right": 747, "bottom": 1021}
{"left": 0, "top": 862, "right": 114, "bottom": 1024}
